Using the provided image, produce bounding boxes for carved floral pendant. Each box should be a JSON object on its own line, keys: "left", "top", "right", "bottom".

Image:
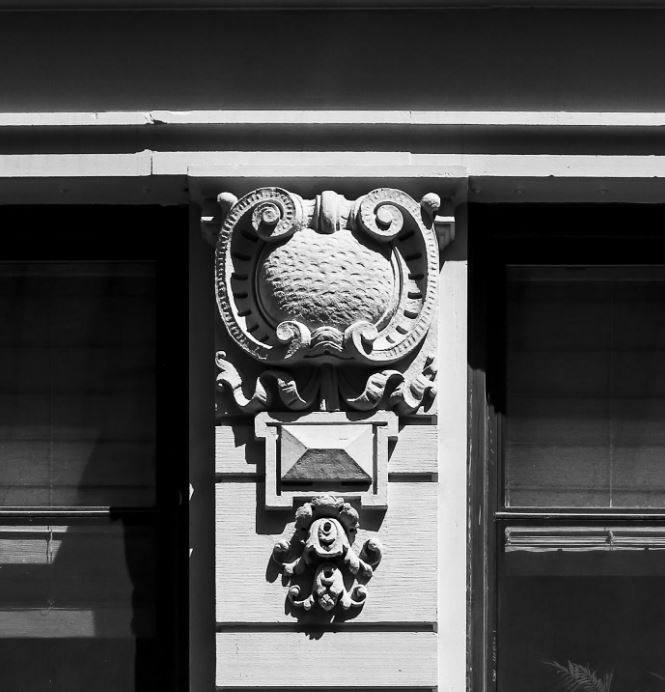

{"left": 272, "top": 495, "right": 382, "bottom": 613}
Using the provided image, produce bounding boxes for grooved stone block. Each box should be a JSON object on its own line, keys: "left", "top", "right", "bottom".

{"left": 216, "top": 631, "right": 438, "bottom": 688}
{"left": 215, "top": 481, "right": 437, "bottom": 624}
{"left": 215, "top": 422, "right": 438, "bottom": 477}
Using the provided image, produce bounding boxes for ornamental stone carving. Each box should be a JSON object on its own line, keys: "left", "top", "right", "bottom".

{"left": 272, "top": 495, "right": 382, "bottom": 613}
{"left": 213, "top": 186, "right": 450, "bottom": 415}
{"left": 256, "top": 411, "right": 397, "bottom": 509}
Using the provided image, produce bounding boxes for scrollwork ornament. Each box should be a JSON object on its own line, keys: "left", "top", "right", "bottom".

{"left": 272, "top": 495, "right": 382, "bottom": 614}
{"left": 275, "top": 320, "right": 312, "bottom": 359}
{"left": 250, "top": 189, "right": 302, "bottom": 242}
{"left": 356, "top": 188, "right": 416, "bottom": 242}
{"left": 343, "top": 321, "right": 379, "bottom": 358}
{"left": 214, "top": 186, "right": 445, "bottom": 413}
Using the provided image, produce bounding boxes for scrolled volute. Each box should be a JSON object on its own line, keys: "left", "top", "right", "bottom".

{"left": 356, "top": 187, "right": 436, "bottom": 242}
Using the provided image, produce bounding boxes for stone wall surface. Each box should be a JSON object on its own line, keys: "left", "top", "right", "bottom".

{"left": 0, "top": 10, "right": 663, "bottom": 112}
{"left": 212, "top": 185, "right": 451, "bottom": 689}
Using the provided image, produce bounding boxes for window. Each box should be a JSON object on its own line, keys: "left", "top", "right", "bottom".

{"left": 470, "top": 205, "right": 665, "bottom": 692}
{"left": 0, "top": 207, "right": 188, "bottom": 691}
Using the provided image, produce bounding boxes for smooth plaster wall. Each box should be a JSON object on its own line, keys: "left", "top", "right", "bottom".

{"left": 1, "top": 9, "right": 664, "bottom": 112}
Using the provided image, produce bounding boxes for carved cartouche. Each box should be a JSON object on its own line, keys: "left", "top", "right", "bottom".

{"left": 214, "top": 187, "right": 442, "bottom": 414}
{"left": 215, "top": 187, "right": 439, "bottom": 366}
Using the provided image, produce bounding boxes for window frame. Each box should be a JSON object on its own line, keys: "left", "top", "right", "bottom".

{"left": 468, "top": 203, "right": 665, "bottom": 692}
{"left": 0, "top": 205, "right": 190, "bottom": 692}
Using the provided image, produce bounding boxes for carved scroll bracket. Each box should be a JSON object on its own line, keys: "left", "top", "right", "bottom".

{"left": 272, "top": 495, "right": 383, "bottom": 614}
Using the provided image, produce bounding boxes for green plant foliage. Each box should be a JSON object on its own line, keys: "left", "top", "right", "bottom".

{"left": 545, "top": 660, "right": 614, "bottom": 692}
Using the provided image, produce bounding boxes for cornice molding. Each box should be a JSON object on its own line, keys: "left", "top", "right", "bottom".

{"left": 3, "top": 110, "right": 665, "bottom": 128}
{"left": 3, "top": 152, "right": 665, "bottom": 204}
{"left": 2, "top": 112, "right": 664, "bottom": 174}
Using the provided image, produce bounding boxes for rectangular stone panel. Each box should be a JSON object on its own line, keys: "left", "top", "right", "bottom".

{"left": 215, "top": 481, "right": 437, "bottom": 624}
{"left": 215, "top": 423, "right": 437, "bottom": 477}
{"left": 216, "top": 631, "right": 438, "bottom": 688}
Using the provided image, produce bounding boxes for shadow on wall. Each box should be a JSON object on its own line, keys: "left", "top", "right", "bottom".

{"left": 0, "top": 346, "right": 164, "bottom": 690}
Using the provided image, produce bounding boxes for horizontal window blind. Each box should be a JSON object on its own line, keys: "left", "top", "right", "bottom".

{"left": 505, "top": 266, "right": 665, "bottom": 508}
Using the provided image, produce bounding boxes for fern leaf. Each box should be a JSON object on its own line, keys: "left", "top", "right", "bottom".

{"left": 544, "top": 660, "right": 613, "bottom": 692}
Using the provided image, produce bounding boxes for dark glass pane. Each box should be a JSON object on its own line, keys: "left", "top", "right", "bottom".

{"left": 0, "top": 263, "right": 156, "bottom": 507}
{"left": 0, "top": 520, "right": 157, "bottom": 692}
{"left": 499, "top": 538, "right": 665, "bottom": 692}
{"left": 505, "top": 266, "right": 665, "bottom": 508}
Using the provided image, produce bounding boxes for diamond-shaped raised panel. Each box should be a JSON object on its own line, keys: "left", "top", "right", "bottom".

{"left": 255, "top": 412, "right": 397, "bottom": 510}
{"left": 280, "top": 424, "right": 373, "bottom": 482}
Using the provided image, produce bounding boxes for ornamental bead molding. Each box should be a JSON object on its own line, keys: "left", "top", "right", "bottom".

{"left": 271, "top": 495, "right": 382, "bottom": 614}
{"left": 213, "top": 187, "right": 451, "bottom": 414}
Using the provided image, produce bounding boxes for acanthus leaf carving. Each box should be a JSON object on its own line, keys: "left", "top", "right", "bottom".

{"left": 215, "top": 352, "right": 318, "bottom": 413}
{"left": 216, "top": 352, "right": 436, "bottom": 414}
{"left": 338, "top": 355, "right": 437, "bottom": 414}
{"left": 272, "top": 495, "right": 382, "bottom": 614}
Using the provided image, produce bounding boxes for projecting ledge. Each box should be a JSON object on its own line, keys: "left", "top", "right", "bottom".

{"left": 2, "top": 152, "right": 665, "bottom": 203}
